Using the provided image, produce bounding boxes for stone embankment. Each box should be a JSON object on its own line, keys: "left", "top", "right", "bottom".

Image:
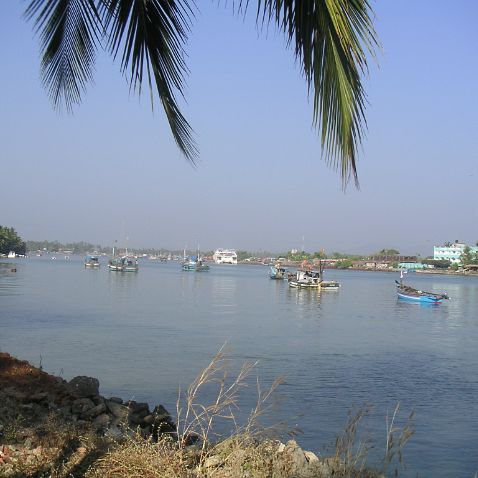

{"left": 0, "top": 353, "right": 385, "bottom": 477}
{"left": 0, "top": 352, "right": 175, "bottom": 475}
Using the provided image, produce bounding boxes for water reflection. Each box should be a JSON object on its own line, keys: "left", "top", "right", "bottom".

{"left": 211, "top": 276, "right": 237, "bottom": 315}
{"left": 0, "top": 261, "right": 22, "bottom": 296}
{"left": 284, "top": 287, "right": 322, "bottom": 322}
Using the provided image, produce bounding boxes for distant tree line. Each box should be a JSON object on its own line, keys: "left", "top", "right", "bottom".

{"left": 26, "top": 240, "right": 109, "bottom": 255}
{"left": 0, "top": 226, "right": 26, "bottom": 255}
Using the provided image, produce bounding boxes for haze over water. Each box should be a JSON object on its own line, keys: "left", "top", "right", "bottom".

{"left": 1, "top": 257, "right": 478, "bottom": 477}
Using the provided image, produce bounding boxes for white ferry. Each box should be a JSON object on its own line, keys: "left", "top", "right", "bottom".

{"left": 213, "top": 249, "right": 238, "bottom": 265}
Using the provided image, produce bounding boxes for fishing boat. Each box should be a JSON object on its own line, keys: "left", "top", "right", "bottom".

{"left": 84, "top": 255, "right": 100, "bottom": 268}
{"left": 122, "top": 256, "right": 139, "bottom": 272}
{"left": 288, "top": 260, "right": 340, "bottom": 289}
{"left": 319, "top": 280, "right": 340, "bottom": 290}
{"left": 396, "top": 280, "right": 449, "bottom": 303}
{"left": 108, "top": 244, "right": 139, "bottom": 272}
{"left": 108, "top": 256, "right": 139, "bottom": 272}
{"left": 182, "top": 250, "right": 210, "bottom": 272}
{"left": 270, "top": 263, "right": 288, "bottom": 280}
{"left": 288, "top": 269, "right": 322, "bottom": 288}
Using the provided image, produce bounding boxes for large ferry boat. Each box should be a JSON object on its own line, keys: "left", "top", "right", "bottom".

{"left": 213, "top": 249, "right": 238, "bottom": 265}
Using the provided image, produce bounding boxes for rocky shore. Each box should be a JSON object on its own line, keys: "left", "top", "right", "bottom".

{"left": 0, "top": 352, "right": 386, "bottom": 477}
{"left": 0, "top": 352, "right": 176, "bottom": 476}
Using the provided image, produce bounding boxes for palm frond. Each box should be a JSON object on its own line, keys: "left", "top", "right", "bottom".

{"left": 25, "top": 0, "right": 103, "bottom": 112}
{"left": 255, "top": 0, "right": 379, "bottom": 186}
{"left": 99, "top": 0, "right": 197, "bottom": 161}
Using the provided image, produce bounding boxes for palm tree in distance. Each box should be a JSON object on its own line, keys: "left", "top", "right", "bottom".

{"left": 25, "top": 0, "right": 378, "bottom": 186}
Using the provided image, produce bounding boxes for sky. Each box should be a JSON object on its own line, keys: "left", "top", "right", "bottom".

{"left": 1, "top": 1, "right": 477, "bottom": 256}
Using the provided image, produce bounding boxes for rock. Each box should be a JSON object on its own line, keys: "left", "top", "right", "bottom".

{"left": 304, "top": 451, "right": 319, "bottom": 463}
{"left": 105, "top": 400, "right": 130, "bottom": 420}
{"left": 108, "top": 397, "right": 123, "bottom": 404}
{"left": 80, "top": 402, "right": 106, "bottom": 419}
{"left": 29, "top": 392, "right": 49, "bottom": 402}
{"left": 204, "top": 455, "right": 223, "bottom": 468}
{"left": 125, "top": 401, "right": 149, "bottom": 414}
{"left": 72, "top": 398, "right": 95, "bottom": 415}
{"left": 150, "top": 405, "right": 176, "bottom": 436}
{"left": 92, "top": 414, "right": 111, "bottom": 431}
{"left": 67, "top": 376, "right": 99, "bottom": 398}
{"left": 143, "top": 414, "right": 155, "bottom": 425}
{"left": 58, "top": 405, "right": 72, "bottom": 418}
{"left": 105, "top": 425, "right": 123, "bottom": 439}
{"left": 91, "top": 395, "right": 105, "bottom": 406}
{"left": 275, "top": 440, "right": 310, "bottom": 477}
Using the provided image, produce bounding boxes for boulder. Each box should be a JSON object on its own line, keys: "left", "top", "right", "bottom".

{"left": 72, "top": 398, "right": 95, "bottom": 415}
{"left": 80, "top": 402, "right": 106, "bottom": 419}
{"left": 67, "top": 376, "right": 99, "bottom": 398}
{"left": 108, "top": 397, "right": 123, "bottom": 404}
{"left": 92, "top": 414, "right": 111, "bottom": 431}
{"left": 105, "top": 400, "right": 130, "bottom": 420}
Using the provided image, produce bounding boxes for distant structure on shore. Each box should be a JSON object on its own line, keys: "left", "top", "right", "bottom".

{"left": 434, "top": 241, "right": 478, "bottom": 265}
{"left": 213, "top": 249, "right": 238, "bottom": 265}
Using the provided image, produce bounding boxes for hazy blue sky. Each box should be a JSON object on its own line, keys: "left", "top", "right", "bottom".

{"left": 1, "top": 1, "right": 477, "bottom": 255}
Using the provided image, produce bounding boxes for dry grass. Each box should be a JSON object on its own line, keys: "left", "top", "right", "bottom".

{"left": 175, "top": 344, "right": 284, "bottom": 454}
{"left": 87, "top": 348, "right": 414, "bottom": 478}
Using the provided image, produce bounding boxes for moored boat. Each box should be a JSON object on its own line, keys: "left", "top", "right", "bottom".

{"left": 288, "top": 269, "right": 322, "bottom": 288}
{"left": 270, "top": 263, "right": 288, "bottom": 280}
{"left": 395, "top": 280, "right": 449, "bottom": 303}
{"left": 84, "top": 255, "right": 100, "bottom": 268}
{"left": 182, "top": 252, "right": 210, "bottom": 272}
{"left": 319, "top": 280, "right": 340, "bottom": 290}
{"left": 213, "top": 249, "right": 237, "bottom": 264}
{"left": 122, "top": 256, "right": 139, "bottom": 272}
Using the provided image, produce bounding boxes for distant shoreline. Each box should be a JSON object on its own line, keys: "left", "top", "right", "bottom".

{"left": 239, "top": 261, "right": 478, "bottom": 277}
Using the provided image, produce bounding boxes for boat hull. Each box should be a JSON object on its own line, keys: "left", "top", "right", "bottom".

{"left": 289, "top": 281, "right": 320, "bottom": 289}
{"left": 397, "top": 292, "right": 442, "bottom": 303}
{"left": 320, "top": 281, "right": 340, "bottom": 290}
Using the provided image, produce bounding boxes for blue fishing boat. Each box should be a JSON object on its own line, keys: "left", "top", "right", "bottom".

{"left": 270, "top": 263, "right": 288, "bottom": 280}
{"left": 181, "top": 249, "right": 210, "bottom": 272}
{"left": 395, "top": 280, "right": 449, "bottom": 303}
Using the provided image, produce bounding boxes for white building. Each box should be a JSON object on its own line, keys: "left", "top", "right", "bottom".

{"left": 433, "top": 242, "right": 478, "bottom": 265}
{"left": 213, "top": 249, "right": 238, "bottom": 264}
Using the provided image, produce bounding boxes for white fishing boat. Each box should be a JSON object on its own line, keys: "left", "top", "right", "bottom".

{"left": 213, "top": 249, "right": 238, "bottom": 264}
{"left": 7, "top": 251, "right": 16, "bottom": 259}
{"left": 288, "top": 269, "right": 322, "bottom": 288}
{"left": 84, "top": 255, "right": 100, "bottom": 268}
{"left": 108, "top": 244, "right": 138, "bottom": 272}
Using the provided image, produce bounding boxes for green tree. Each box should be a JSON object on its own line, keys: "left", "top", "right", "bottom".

{"left": 461, "top": 246, "right": 478, "bottom": 266}
{"left": 25, "top": 0, "right": 378, "bottom": 186}
{"left": 0, "top": 226, "right": 26, "bottom": 255}
{"left": 377, "top": 248, "right": 400, "bottom": 256}
{"left": 336, "top": 259, "right": 354, "bottom": 269}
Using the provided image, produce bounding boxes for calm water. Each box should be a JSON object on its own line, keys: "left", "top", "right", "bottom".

{"left": 1, "top": 257, "right": 477, "bottom": 477}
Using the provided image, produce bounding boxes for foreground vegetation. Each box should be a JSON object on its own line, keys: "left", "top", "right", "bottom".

{"left": 0, "top": 226, "right": 26, "bottom": 256}
{"left": 0, "top": 348, "right": 414, "bottom": 477}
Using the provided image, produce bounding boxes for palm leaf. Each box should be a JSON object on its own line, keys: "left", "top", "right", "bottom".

{"left": 255, "top": 0, "right": 378, "bottom": 186}
{"left": 25, "top": 0, "right": 103, "bottom": 112}
{"left": 25, "top": 0, "right": 197, "bottom": 161}
{"left": 99, "top": 0, "right": 197, "bottom": 160}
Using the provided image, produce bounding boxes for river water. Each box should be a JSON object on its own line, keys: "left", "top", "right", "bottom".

{"left": 1, "top": 256, "right": 477, "bottom": 477}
